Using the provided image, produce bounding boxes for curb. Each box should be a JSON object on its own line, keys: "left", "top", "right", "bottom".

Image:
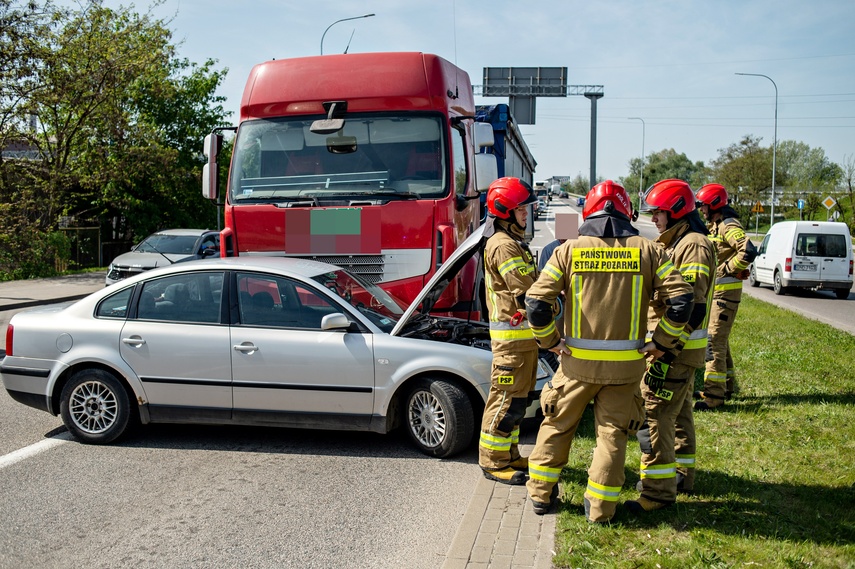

{"left": 442, "top": 443, "right": 555, "bottom": 569}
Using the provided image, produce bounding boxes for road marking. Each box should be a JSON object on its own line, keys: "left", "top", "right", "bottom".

{"left": 0, "top": 432, "right": 72, "bottom": 470}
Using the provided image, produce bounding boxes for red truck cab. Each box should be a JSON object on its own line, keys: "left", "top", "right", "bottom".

{"left": 203, "top": 52, "right": 497, "bottom": 314}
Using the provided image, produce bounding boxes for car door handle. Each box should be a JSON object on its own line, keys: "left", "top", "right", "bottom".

{"left": 233, "top": 342, "right": 258, "bottom": 354}
{"left": 121, "top": 336, "right": 146, "bottom": 347}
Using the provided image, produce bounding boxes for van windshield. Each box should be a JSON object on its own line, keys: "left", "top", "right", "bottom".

{"left": 229, "top": 114, "right": 447, "bottom": 203}
{"left": 795, "top": 233, "right": 848, "bottom": 258}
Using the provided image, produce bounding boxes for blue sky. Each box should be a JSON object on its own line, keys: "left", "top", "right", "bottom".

{"left": 118, "top": 0, "right": 855, "bottom": 183}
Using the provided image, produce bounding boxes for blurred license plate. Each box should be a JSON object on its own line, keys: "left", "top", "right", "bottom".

{"left": 794, "top": 264, "right": 816, "bottom": 271}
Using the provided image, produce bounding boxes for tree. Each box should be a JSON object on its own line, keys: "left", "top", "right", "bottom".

{"left": 840, "top": 154, "right": 855, "bottom": 231}
{"left": 622, "top": 149, "right": 705, "bottom": 196}
{"left": 0, "top": 0, "right": 229, "bottom": 278}
{"left": 707, "top": 135, "right": 776, "bottom": 221}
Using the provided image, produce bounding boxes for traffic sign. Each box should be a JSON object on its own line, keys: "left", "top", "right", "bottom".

{"left": 823, "top": 196, "right": 837, "bottom": 210}
{"left": 751, "top": 201, "right": 764, "bottom": 214}
{"left": 797, "top": 199, "right": 804, "bottom": 210}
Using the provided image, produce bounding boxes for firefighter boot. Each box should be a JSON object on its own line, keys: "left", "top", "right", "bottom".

{"left": 725, "top": 378, "right": 739, "bottom": 400}
{"left": 508, "top": 456, "right": 529, "bottom": 471}
{"left": 583, "top": 497, "right": 613, "bottom": 524}
{"left": 676, "top": 472, "right": 694, "bottom": 495}
{"left": 624, "top": 496, "right": 673, "bottom": 515}
{"left": 531, "top": 483, "right": 559, "bottom": 515}
{"left": 693, "top": 391, "right": 725, "bottom": 411}
{"left": 482, "top": 467, "right": 527, "bottom": 485}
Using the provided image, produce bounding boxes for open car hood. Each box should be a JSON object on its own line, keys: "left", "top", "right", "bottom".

{"left": 391, "top": 224, "right": 486, "bottom": 336}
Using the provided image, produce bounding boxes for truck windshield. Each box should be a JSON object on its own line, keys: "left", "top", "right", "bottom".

{"left": 230, "top": 114, "right": 447, "bottom": 203}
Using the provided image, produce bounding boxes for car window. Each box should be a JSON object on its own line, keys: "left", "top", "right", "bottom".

{"left": 759, "top": 234, "right": 769, "bottom": 254}
{"left": 237, "top": 272, "right": 342, "bottom": 329}
{"left": 822, "top": 234, "right": 847, "bottom": 258}
{"left": 138, "top": 272, "right": 224, "bottom": 323}
{"left": 796, "top": 233, "right": 821, "bottom": 256}
{"left": 96, "top": 286, "right": 134, "bottom": 319}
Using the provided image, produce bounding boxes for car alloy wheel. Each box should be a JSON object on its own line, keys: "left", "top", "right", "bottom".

{"left": 60, "top": 369, "right": 132, "bottom": 444}
{"left": 404, "top": 378, "right": 473, "bottom": 458}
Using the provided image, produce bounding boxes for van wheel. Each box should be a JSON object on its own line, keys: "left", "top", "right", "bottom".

{"left": 748, "top": 265, "right": 759, "bottom": 287}
{"left": 835, "top": 288, "right": 850, "bottom": 299}
{"left": 403, "top": 378, "right": 474, "bottom": 458}
{"left": 773, "top": 271, "right": 787, "bottom": 296}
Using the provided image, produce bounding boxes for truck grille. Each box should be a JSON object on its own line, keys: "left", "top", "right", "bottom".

{"left": 295, "top": 255, "right": 385, "bottom": 284}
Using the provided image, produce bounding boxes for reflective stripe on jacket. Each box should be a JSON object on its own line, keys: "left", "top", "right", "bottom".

{"left": 648, "top": 221, "right": 716, "bottom": 368}
{"left": 484, "top": 220, "right": 539, "bottom": 351}
{"left": 709, "top": 217, "right": 751, "bottom": 300}
{"left": 527, "top": 234, "right": 693, "bottom": 384}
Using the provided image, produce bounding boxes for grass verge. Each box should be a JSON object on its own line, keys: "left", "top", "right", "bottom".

{"left": 550, "top": 294, "right": 855, "bottom": 568}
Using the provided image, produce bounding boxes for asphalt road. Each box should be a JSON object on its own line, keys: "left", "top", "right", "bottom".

{"left": 2, "top": 200, "right": 852, "bottom": 569}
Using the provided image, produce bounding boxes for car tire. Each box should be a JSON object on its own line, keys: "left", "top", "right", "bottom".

{"left": 835, "top": 288, "right": 850, "bottom": 299}
{"left": 748, "top": 265, "right": 760, "bottom": 287}
{"left": 403, "top": 378, "right": 474, "bottom": 458}
{"left": 773, "top": 271, "right": 787, "bottom": 296}
{"left": 60, "top": 369, "right": 133, "bottom": 444}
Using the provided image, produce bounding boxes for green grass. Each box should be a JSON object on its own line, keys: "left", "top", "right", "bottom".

{"left": 550, "top": 295, "right": 855, "bottom": 568}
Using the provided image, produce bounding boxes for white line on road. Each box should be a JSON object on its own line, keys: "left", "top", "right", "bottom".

{"left": 0, "top": 432, "right": 72, "bottom": 470}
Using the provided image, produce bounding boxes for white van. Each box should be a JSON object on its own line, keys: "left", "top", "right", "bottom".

{"left": 749, "top": 221, "right": 853, "bottom": 298}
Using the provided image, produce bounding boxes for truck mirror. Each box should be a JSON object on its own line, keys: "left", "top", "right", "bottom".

{"left": 202, "top": 133, "right": 222, "bottom": 201}
{"left": 474, "top": 153, "right": 498, "bottom": 192}
{"left": 473, "top": 122, "right": 494, "bottom": 149}
{"left": 311, "top": 118, "right": 345, "bottom": 134}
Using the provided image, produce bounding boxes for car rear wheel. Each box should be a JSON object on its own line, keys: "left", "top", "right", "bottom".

{"left": 835, "top": 288, "right": 850, "bottom": 299}
{"left": 748, "top": 265, "right": 760, "bottom": 287}
{"left": 404, "top": 378, "right": 474, "bottom": 458}
{"left": 773, "top": 271, "right": 787, "bottom": 296}
{"left": 60, "top": 369, "right": 132, "bottom": 444}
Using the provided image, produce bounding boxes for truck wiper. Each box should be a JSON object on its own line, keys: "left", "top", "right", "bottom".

{"left": 360, "top": 189, "right": 418, "bottom": 199}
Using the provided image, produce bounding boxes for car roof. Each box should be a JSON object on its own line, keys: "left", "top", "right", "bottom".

{"left": 111, "top": 255, "right": 337, "bottom": 286}
{"left": 148, "top": 229, "right": 217, "bottom": 237}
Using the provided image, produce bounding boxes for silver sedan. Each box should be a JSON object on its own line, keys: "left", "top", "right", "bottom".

{"left": 2, "top": 234, "right": 551, "bottom": 458}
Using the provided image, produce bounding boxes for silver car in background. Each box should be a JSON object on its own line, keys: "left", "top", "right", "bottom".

{"left": 105, "top": 228, "right": 220, "bottom": 286}
{"left": 2, "top": 226, "right": 551, "bottom": 458}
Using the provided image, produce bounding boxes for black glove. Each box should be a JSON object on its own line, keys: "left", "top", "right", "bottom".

{"left": 643, "top": 359, "right": 669, "bottom": 394}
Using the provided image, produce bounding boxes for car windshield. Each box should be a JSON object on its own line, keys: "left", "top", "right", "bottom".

{"left": 310, "top": 268, "right": 404, "bottom": 332}
{"left": 229, "top": 114, "right": 447, "bottom": 203}
{"left": 136, "top": 234, "right": 199, "bottom": 255}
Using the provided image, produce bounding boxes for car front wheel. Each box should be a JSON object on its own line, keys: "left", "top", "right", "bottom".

{"left": 404, "top": 378, "right": 474, "bottom": 458}
{"left": 60, "top": 369, "right": 132, "bottom": 444}
{"left": 748, "top": 265, "right": 760, "bottom": 287}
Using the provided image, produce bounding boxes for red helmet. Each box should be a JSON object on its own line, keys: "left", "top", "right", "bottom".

{"left": 582, "top": 180, "right": 633, "bottom": 220}
{"left": 640, "top": 179, "right": 695, "bottom": 219}
{"left": 696, "top": 183, "right": 729, "bottom": 210}
{"left": 486, "top": 177, "right": 537, "bottom": 219}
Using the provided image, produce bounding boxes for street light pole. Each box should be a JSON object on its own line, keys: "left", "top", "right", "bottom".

{"left": 321, "top": 13, "right": 375, "bottom": 55}
{"left": 736, "top": 72, "right": 777, "bottom": 226}
{"left": 628, "top": 117, "right": 645, "bottom": 197}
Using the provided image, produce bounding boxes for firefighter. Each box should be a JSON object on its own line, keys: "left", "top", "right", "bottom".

{"left": 625, "top": 179, "right": 716, "bottom": 514}
{"left": 694, "top": 183, "right": 758, "bottom": 411}
{"left": 479, "top": 177, "right": 541, "bottom": 485}
{"left": 524, "top": 180, "right": 693, "bottom": 522}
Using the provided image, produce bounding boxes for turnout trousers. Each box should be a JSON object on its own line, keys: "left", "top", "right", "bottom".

{"left": 703, "top": 293, "right": 740, "bottom": 404}
{"left": 637, "top": 361, "right": 696, "bottom": 502}
{"left": 527, "top": 374, "right": 643, "bottom": 523}
{"left": 479, "top": 347, "right": 539, "bottom": 470}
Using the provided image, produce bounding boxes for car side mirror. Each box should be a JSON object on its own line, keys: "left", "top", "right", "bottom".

{"left": 321, "top": 313, "right": 352, "bottom": 330}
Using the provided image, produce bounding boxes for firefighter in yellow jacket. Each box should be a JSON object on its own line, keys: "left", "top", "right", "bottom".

{"left": 625, "top": 179, "right": 716, "bottom": 514}
{"left": 524, "top": 180, "right": 693, "bottom": 522}
{"left": 694, "top": 183, "right": 758, "bottom": 411}
{"left": 479, "top": 177, "right": 541, "bottom": 485}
